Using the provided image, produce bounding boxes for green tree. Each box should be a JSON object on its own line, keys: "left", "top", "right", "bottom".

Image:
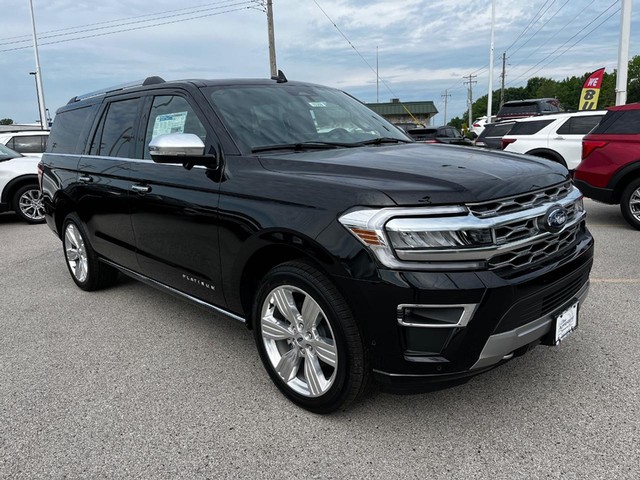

{"left": 0, "top": 118, "right": 14, "bottom": 125}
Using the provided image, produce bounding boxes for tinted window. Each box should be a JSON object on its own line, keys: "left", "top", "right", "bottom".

{"left": 144, "top": 96, "right": 207, "bottom": 160}
{"left": 509, "top": 119, "right": 554, "bottom": 135}
{"left": 557, "top": 115, "right": 603, "bottom": 135}
{"left": 598, "top": 110, "right": 640, "bottom": 134}
{"left": 407, "top": 128, "right": 437, "bottom": 141}
{"left": 48, "top": 104, "right": 98, "bottom": 154}
{"left": 11, "top": 135, "right": 45, "bottom": 154}
{"left": 93, "top": 98, "right": 141, "bottom": 158}
{"left": 497, "top": 102, "right": 538, "bottom": 116}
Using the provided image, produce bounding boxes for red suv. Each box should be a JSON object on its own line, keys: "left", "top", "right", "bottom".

{"left": 574, "top": 103, "right": 640, "bottom": 230}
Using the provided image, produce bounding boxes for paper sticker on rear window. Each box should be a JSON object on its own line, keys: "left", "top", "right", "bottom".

{"left": 309, "top": 102, "right": 327, "bottom": 108}
{"left": 152, "top": 112, "right": 188, "bottom": 138}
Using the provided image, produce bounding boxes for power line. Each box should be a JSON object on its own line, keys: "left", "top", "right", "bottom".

{"left": 504, "top": 0, "right": 552, "bottom": 52}
{"left": 0, "top": 0, "right": 252, "bottom": 42}
{"left": 506, "top": 1, "right": 620, "bottom": 87}
{"left": 508, "top": 0, "right": 597, "bottom": 69}
{"left": 0, "top": 4, "right": 256, "bottom": 53}
{"left": 310, "top": 0, "right": 422, "bottom": 123}
{"left": 507, "top": 0, "right": 569, "bottom": 59}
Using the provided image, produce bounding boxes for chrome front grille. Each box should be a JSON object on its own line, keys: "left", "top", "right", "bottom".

{"left": 468, "top": 181, "right": 572, "bottom": 219}
{"left": 489, "top": 221, "right": 582, "bottom": 270}
{"left": 494, "top": 200, "right": 579, "bottom": 245}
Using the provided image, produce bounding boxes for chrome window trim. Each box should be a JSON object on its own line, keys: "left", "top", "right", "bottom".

{"left": 397, "top": 303, "right": 479, "bottom": 328}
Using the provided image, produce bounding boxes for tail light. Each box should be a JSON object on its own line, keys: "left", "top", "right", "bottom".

{"left": 501, "top": 138, "right": 517, "bottom": 150}
{"left": 582, "top": 140, "right": 608, "bottom": 159}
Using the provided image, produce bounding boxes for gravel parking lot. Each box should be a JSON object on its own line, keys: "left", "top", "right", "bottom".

{"left": 1, "top": 199, "right": 638, "bottom": 479}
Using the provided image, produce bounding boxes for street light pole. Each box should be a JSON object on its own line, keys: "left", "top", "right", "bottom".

{"left": 28, "top": 0, "right": 48, "bottom": 130}
{"left": 615, "top": 0, "right": 632, "bottom": 105}
{"left": 487, "top": 0, "right": 495, "bottom": 122}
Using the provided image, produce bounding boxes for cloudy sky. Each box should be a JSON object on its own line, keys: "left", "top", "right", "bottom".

{"left": 1, "top": 0, "right": 639, "bottom": 124}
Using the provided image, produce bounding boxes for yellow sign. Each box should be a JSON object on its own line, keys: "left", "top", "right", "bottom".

{"left": 579, "top": 68, "right": 605, "bottom": 110}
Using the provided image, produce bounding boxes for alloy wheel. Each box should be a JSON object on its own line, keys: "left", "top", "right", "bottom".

{"left": 18, "top": 188, "right": 45, "bottom": 221}
{"left": 260, "top": 285, "right": 338, "bottom": 397}
{"left": 64, "top": 223, "right": 89, "bottom": 283}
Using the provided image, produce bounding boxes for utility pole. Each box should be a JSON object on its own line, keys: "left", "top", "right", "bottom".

{"left": 487, "top": 0, "right": 495, "bottom": 122}
{"left": 376, "top": 46, "right": 379, "bottom": 103}
{"left": 616, "top": 0, "right": 632, "bottom": 105}
{"left": 28, "top": 0, "right": 48, "bottom": 130}
{"left": 500, "top": 52, "right": 506, "bottom": 108}
{"left": 266, "top": 0, "right": 277, "bottom": 77}
{"left": 441, "top": 90, "right": 451, "bottom": 125}
{"left": 463, "top": 74, "right": 477, "bottom": 131}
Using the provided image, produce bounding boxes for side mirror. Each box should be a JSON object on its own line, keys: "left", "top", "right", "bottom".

{"left": 149, "top": 133, "right": 216, "bottom": 168}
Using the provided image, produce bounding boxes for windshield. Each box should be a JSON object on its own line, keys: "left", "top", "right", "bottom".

{"left": 204, "top": 84, "right": 411, "bottom": 152}
{"left": 0, "top": 143, "right": 21, "bottom": 161}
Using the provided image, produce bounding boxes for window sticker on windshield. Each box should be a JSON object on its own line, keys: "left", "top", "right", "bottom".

{"left": 309, "top": 102, "right": 327, "bottom": 108}
{"left": 152, "top": 112, "right": 188, "bottom": 138}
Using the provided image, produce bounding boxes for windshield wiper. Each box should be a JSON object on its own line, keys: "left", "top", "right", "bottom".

{"left": 355, "top": 137, "right": 413, "bottom": 146}
{"left": 252, "top": 142, "right": 351, "bottom": 153}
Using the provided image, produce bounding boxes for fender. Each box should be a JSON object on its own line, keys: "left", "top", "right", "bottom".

{"left": 1, "top": 174, "right": 38, "bottom": 205}
{"left": 525, "top": 149, "right": 566, "bottom": 167}
{"left": 608, "top": 159, "right": 640, "bottom": 192}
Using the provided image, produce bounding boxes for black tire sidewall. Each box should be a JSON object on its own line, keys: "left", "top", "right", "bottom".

{"left": 620, "top": 178, "right": 640, "bottom": 230}
{"left": 252, "top": 264, "right": 359, "bottom": 413}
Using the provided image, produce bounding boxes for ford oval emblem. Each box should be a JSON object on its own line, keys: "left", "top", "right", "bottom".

{"left": 543, "top": 206, "right": 568, "bottom": 233}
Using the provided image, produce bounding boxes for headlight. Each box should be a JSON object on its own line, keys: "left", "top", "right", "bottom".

{"left": 338, "top": 206, "right": 491, "bottom": 270}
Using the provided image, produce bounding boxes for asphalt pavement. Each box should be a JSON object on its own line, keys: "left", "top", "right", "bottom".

{"left": 1, "top": 199, "right": 638, "bottom": 479}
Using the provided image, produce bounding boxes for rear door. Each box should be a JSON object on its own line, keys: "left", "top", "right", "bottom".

{"left": 553, "top": 114, "right": 603, "bottom": 169}
{"left": 76, "top": 96, "right": 143, "bottom": 269}
{"left": 129, "top": 90, "right": 225, "bottom": 306}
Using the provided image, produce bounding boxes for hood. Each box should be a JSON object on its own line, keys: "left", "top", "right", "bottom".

{"left": 257, "top": 143, "right": 569, "bottom": 206}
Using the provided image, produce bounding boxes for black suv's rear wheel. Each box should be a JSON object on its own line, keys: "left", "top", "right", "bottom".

{"left": 620, "top": 178, "right": 640, "bottom": 231}
{"left": 252, "top": 262, "right": 368, "bottom": 413}
{"left": 62, "top": 214, "right": 119, "bottom": 291}
{"left": 13, "top": 184, "right": 45, "bottom": 224}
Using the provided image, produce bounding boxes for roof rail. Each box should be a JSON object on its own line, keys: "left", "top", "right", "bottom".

{"left": 67, "top": 76, "right": 166, "bottom": 104}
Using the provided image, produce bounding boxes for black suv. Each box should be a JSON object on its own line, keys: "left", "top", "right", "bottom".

{"left": 495, "top": 98, "right": 562, "bottom": 122}
{"left": 41, "top": 76, "right": 593, "bottom": 413}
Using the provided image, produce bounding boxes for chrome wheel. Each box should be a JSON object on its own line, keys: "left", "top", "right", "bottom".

{"left": 260, "top": 285, "right": 338, "bottom": 398}
{"left": 18, "top": 188, "right": 45, "bottom": 221}
{"left": 64, "top": 223, "right": 89, "bottom": 283}
{"left": 629, "top": 186, "right": 640, "bottom": 222}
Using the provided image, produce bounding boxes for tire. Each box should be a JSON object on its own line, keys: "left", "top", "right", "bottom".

{"left": 620, "top": 178, "right": 640, "bottom": 231}
{"left": 12, "top": 184, "right": 45, "bottom": 224}
{"left": 252, "top": 261, "right": 369, "bottom": 413}
{"left": 62, "top": 213, "right": 119, "bottom": 291}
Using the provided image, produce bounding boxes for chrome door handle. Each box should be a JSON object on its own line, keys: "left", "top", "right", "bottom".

{"left": 131, "top": 184, "right": 151, "bottom": 194}
{"left": 78, "top": 175, "right": 93, "bottom": 183}
{"left": 554, "top": 136, "right": 565, "bottom": 140}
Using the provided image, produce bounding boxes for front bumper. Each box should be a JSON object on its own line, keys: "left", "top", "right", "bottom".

{"left": 332, "top": 229, "right": 594, "bottom": 391}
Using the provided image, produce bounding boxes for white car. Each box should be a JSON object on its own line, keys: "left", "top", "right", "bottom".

{"left": 0, "top": 143, "right": 44, "bottom": 223}
{"left": 471, "top": 116, "right": 488, "bottom": 137}
{"left": 500, "top": 111, "right": 605, "bottom": 170}
{"left": 0, "top": 130, "right": 49, "bottom": 159}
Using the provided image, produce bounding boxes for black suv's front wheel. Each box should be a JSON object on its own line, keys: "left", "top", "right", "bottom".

{"left": 252, "top": 262, "right": 368, "bottom": 413}
{"left": 620, "top": 178, "right": 640, "bottom": 231}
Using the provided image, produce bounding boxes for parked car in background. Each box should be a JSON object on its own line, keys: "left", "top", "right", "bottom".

{"left": 495, "top": 98, "right": 562, "bottom": 122}
{"left": 406, "top": 126, "right": 473, "bottom": 145}
{"left": 574, "top": 103, "right": 640, "bottom": 230}
{"left": 474, "top": 121, "right": 515, "bottom": 149}
{"left": 471, "top": 116, "right": 488, "bottom": 137}
{"left": 501, "top": 111, "right": 605, "bottom": 170}
{"left": 0, "top": 143, "right": 45, "bottom": 223}
{"left": 0, "top": 130, "right": 49, "bottom": 158}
